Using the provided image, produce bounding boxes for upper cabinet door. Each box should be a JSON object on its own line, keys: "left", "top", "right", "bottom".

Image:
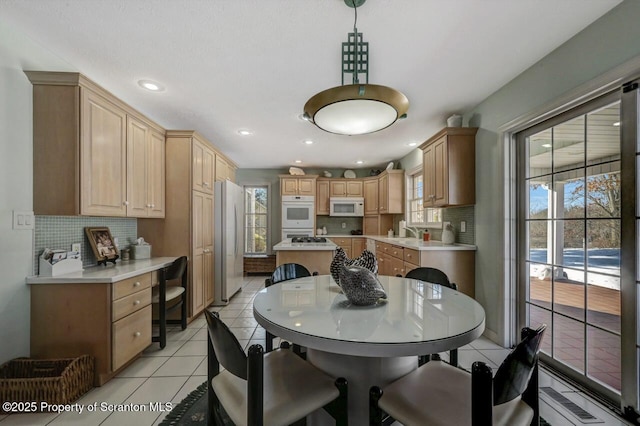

{"left": 297, "top": 178, "right": 316, "bottom": 195}
{"left": 193, "top": 139, "right": 214, "bottom": 194}
{"left": 330, "top": 181, "right": 347, "bottom": 197}
{"left": 126, "top": 116, "right": 149, "bottom": 217}
{"left": 81, "top": 89, "right": 127, "bottom": 216}
{"left": 147, "top": 130, "right": 166, "bottom": 218}
{"left": 316, "top": 180, "right": 330, "bottom": 215}
{"left": 346, "top": 180, "right": 363, "bottom": 197}
{"left": 215, "top": 155, "right": 229, "bottom": 182}
{"left": 281, "top": 177, "right": 299, "bottom": 196}
{"left": 364, "top": 179, "right": 379, "bottom": 215}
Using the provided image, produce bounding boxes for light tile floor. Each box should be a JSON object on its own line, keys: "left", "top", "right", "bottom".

{"left": 0, "top": 275, "right": 632, "bottom": 425}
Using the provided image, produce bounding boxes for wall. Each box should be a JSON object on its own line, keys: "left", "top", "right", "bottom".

{"left": 0, "top": 21, "right": 75, "bottom": 363}
{"left": 465, "top": 0, "right": 640, "bottom": 340}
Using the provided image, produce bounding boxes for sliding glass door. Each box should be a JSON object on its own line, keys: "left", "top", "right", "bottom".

{"left": 517, "top": 89, "right": 639, "bottom": 409}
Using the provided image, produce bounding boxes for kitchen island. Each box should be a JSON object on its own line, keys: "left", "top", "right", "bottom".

{"left": 272, "top": 238, "right": 337, "bottom": 275}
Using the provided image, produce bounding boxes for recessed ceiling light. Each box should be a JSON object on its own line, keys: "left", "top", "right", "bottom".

{"left": 295, "top": 160, "right": 302, "bottom": 164}
{"left": 542, "top": 143, "right": 552, "bottom": 148}
{"left": 408, "top": 142, "right": 417, "bottom": 147}
{"left": 613, "top": 121, "right": 621, "bottom": 126}
{"left": 303, "top": 140, "right": 314, "bottom": 145}
{"left": 137, "top": 80, "right": 164, "bottom": 92}
{"left": 355, "top": 160, "right": 364, "bottom": 164}
{"left": 237, "top": 129, "right": 253, "bottom": 136}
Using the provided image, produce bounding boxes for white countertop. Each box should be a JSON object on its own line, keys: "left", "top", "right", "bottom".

{"left": 273, "top": 239, "right": 338, "bottom": 251}
{"left": 26, "top": 257, "right": 177, "bottom": 284}
{"left": 322, "top": 234, "right": 476, "bottom": 251}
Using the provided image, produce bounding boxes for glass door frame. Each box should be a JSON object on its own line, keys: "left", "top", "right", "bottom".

{"left": 515, "top": 89, "right": 637, "bottom": 409}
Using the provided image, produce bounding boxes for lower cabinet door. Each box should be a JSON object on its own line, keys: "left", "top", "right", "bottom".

{"left": 112, "top": 305, "right": 151, "bottom": 371}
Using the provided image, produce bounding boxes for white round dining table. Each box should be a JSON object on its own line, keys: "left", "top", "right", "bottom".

{"left": 253, "top": 274, "right": 485, "bottom": 425}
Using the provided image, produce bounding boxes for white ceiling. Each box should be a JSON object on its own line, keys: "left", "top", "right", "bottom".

{"left": 0, "top": 0, "right": 622, "bottom": 170}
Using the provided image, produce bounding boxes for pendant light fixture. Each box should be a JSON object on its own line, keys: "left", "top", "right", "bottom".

{"left": 303, "top": 0, "right": 409, "bottom": 136}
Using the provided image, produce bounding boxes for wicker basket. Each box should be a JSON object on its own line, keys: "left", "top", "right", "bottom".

{"left": 0, "top": 355, "right": 94, "bottom": 413}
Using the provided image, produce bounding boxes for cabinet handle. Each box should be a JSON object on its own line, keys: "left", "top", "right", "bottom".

{"left": 203, "top": 182, "right": 209, "bottom": 187}
{"left": 150, "top": 204, "right": 155, "bottom": 208}
{"left": 146, "top": 204, "right": 151, "bottom": 208}
{"left": 133, "top": 281, "right": 141, "bottom": 287}
{"left": 407, "top": 254, "right": 412, "bottom": 258}
{"left": 134, "top": 300, "right": 140, "bottom": 305}
{"left": 123, "top": 201, "right": 129, "bottom": 206}
{"left": 134, "top": 331, "right": 141, "bottom": 337}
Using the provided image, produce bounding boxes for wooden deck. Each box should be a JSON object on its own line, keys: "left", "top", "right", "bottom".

{"left": 529, "top": 277, "right": 621, "bottom": 391}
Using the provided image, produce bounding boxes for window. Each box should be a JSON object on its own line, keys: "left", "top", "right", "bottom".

{"left": 244, "top": 186, "right": 268, "bottom": 254}
{"left": 406, "top": 166, "right": 441, "bottom": 227}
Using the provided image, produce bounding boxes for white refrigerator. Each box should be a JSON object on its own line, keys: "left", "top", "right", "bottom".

{"left": 213, "top": 180, "right": 244, "bottom": 304}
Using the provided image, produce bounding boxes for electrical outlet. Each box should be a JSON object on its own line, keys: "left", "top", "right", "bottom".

{"left": 461, "top": 221, "right": 466, "bottom": 233}
{"left": 72, "top": 243, "right": 81, "bottom": 253}
{"left": 342, "top": 222, "right": 346, "bottom": 229}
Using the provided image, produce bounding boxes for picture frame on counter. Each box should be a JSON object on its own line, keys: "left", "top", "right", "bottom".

{"left": 85, "top": 227, "right": 119, "bottom": 266}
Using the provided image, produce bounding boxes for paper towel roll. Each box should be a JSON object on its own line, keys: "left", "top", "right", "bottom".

{"left": 399, "top": 220, "right": 406, "bottom": 237}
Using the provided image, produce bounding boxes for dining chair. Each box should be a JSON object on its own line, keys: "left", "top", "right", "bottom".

{"left": 369, "top": 325, "right": 547, "bottom": 426}
{"left": 152, "top": 256, "right": 188, "bottom": 349}
{"left": 205, "top": 310, "right": 349, "bottom": 426}
{"left": 404, "top": 267, "right": 459, "bottom": 366}
{"left": 264, "top": 263, "right": 317, "bottom": 353}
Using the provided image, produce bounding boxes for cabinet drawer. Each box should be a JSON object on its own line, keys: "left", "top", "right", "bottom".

{"left": 333, "top": 237, "right": 352, "bottom": 250}
{"left": 112, "top": 305, "right": 151, "bottom": 371}
{"left": 390, "top": 245, "right": 404, "bottom": 260}
{"left": 404, "top": 248, "right": 420, "bottom": 264}
{"left": 377, "top": 242, "right": 391, "bottom": 254}
{"left": 112, "top": 288, "right": 151, "bottom": 322}
{"left": 113, "top": 273, "right": 151, "bottom": 300}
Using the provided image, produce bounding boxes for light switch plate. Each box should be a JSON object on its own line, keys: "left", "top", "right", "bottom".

{"left": 12, "top": 210, "right": 34, "bottom": 230}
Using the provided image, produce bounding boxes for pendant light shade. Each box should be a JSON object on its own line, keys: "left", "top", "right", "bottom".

{"left": 303, "top": 0, "right": 409, "bottom": 136}
{"left": 304, "top": 84, "right": 409, "bottom": 135}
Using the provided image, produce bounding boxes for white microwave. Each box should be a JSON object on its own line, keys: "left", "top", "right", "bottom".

{"left": 330, "top": 197, "right": 364, "bottom": 217}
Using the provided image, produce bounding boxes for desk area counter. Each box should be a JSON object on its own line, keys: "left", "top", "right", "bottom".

{"left": 26, "top": 257, "right": 177, "bottom": 284}
{"left": 28, "top": 257, "right": 177, "bottom": 386}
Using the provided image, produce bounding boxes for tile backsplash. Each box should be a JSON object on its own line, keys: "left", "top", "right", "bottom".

{"left": 34, "top": 216, "right": 138, "bottom": 274}
{"left": 315, "top": 216, "right": 363, "bottom": 235}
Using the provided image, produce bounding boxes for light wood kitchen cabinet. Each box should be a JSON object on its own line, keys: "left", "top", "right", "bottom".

{"left": 329, "top": 180, "right": 363, "bottom": 197}
{"left": 192, "top": 191, "right": 214, "bottom": 312}
{"left": 215, "top": 154, "right": 236, "bottom": 182}
{"left": 378, "top": 170, "right": 404, "bottom": 214}
{"left": 363, "top": 215, "right": 394, "bottom": 236}
{"left": 81, "top": 88, "right": 128, "bottom": 216}
{"left": 332, "top": 236, "right": 353, "bottom": 258}
{"left": 316, "top": 179, "right": 330, "bottom": 215}
{"left": 138, "top": 130, "right": 218, "bottom": 320}
{"left": 352, "top": 238, "right": 366, "bottom": 257}
{"left": 193, "top": 137, "right": 215, "bottom": 194}
{"left": 280, "top": 176, "right": 317, "bottom": 196}
{"left": 127, "top": 116, "right": 166, "bottom": 218}
{"left": 30, "top": 272, "right": 153, "bottom": 385}
{"left": 420, "top": 127, "right": 478, "bottom": 207}
{"left": 26, "top": 71, "right": 166, "bottom": 217}
{"left": 363, "top": 178, "right": 379, "bottom": 215}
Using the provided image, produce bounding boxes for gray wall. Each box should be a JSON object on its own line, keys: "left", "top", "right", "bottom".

{"left": 0, "top": 21, "right": 75, "bottom": 363}
{"left": 465, "top": 0, "right": 640, "bottom": 339}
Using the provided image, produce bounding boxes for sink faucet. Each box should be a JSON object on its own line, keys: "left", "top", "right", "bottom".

{"left": 405, "top": 226, "right": 420, "bottom": 239}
